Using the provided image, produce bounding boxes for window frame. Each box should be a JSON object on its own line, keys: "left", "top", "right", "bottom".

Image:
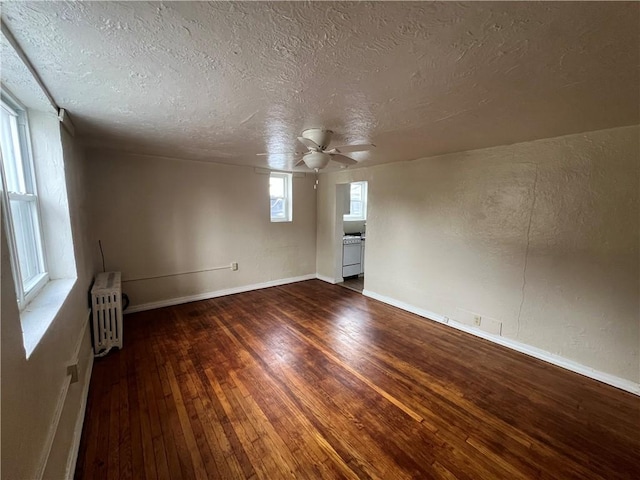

{"left": 269, "top": 172, "right": 293, "bottom": 223}
{"left": 343, "top": 181, "right": 367, "bottom": 222}
{"left": 0, "top": 92, "right": 49, "bottom": 309}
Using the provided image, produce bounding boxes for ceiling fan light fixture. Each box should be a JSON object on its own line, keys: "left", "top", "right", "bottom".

{"left": 258, "top": 128, "right": 374, "bottom": 171}
{"left": 303, "top": 151, "right": 330, "bottom": 170}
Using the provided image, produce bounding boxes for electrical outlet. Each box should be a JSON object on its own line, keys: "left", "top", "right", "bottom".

{"left": 231, "top": 262, "right": 238, "bottom": 271}
{"left": 473, "top": 315, "right": 482, "bottom": 326}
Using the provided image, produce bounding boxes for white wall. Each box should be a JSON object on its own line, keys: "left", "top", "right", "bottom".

{"left": 1, "top": 118, "right": 95, "bottom": 479}
{"left": 86, "top": 151, "right": 317, "bottom": 309}
{"left": 316, "top": 125, "right": 639, "bottom": 384}
{"left": 29, "top": 111, "right": 77, "bottom": 279}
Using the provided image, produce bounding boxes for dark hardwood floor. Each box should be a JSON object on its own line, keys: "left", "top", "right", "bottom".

{"left": 75, "top": 280, "right": 640, "bottom": 479}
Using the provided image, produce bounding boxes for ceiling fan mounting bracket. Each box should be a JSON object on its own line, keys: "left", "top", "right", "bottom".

{"left": 301, "top": 128, "right": 333, "bottom": 150}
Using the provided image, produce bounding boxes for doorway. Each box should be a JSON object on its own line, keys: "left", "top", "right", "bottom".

{"left": 336, "top": 181, "right": 368, "bottom": 293}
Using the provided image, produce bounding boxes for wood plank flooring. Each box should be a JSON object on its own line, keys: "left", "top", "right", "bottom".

{"left": 337, "top": 276, "right": 365, "bottom": 293}
{"left": 75, "top": 280, "right": 640, "bottom": 479}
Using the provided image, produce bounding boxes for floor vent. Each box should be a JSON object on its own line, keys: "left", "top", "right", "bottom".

{"left": 91, "top": 271, "right": 123, "bottom": 356}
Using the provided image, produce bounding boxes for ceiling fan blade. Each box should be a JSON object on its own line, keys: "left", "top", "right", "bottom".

{"left": 256, "top": 151, "right": 302, "bottom": 156}
{"left": 330, "top": 153, "right": 357, "bottom": 166}
{"left": 297, "top": 136, "right": 320, "bottom": 150}
{"left": 331, "top": 143, "right": 376, "bottom": 154}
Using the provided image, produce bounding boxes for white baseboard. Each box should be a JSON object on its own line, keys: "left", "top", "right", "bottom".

{"left": 37, "top": 376, "right": 73, "bottom": 479}
{"left": 37, "top": 310, "right": 92, "bottom": 479}
{"left": 65, "top": 345, "right": 94, "bottom": 479}
{"left": 125, "top": 274, "right": 317, "bottom": 314}
{"left": 362, "top": 289, "right": 640, "bottom": 396}
{"left": 315, "top": 273, "right": 337, "bottom": 284}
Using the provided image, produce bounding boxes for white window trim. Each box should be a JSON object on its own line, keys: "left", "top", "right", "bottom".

{"left": 0, "top": 92, "right": 49, "bottom": 310}
{"left": 344, "top": 181, "right": 367, "bottom": 222}
{"left": 270, "top": 172, "right": 293, "bottom": 222}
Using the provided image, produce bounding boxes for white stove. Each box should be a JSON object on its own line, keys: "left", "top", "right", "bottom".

{"left": 342, "top": 235, "right": 362, "bottom": 277}
{"left": 343, "top": 235, "right": 362, "bottom": 245}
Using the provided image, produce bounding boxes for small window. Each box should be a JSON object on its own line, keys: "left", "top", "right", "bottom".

{"left": 0, "top": 95, "right": 48, "bottom": 308}
{"left": 344, "top": 181, "right": 367, "bottom": 221}
{"left": 269, "top": 172, "right": 292, "bottom": 222}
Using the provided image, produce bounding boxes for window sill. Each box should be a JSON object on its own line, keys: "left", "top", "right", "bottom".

{"left": 20, "top": 277, "right": 76, "bottom": 358}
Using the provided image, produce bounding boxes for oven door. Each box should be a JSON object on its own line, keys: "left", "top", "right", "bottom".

{"left": 343, "top": 243, "right": 362, "bottom": 267}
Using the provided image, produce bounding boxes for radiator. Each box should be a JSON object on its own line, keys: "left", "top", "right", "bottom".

{"left": 91, "top": 271, "right": 123, "bottom": 356}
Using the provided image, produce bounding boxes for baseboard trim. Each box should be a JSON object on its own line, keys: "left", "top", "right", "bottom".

{"left": 65, "top": 343, "right": 94, "bottom": 479}
{"left": 362, "top": 289, "right": 640, "bottom": 396}
{"left": 36, "top": 376, "right": 73, "bottom": 479}
{"left": 36, "top": 310, "right": 91, "bottom": 479}
{"left": 315, "top": 273, "right": 337, "bottom": 284}
{"left": 125, "top": 274, "right": 317, "bottom": 314}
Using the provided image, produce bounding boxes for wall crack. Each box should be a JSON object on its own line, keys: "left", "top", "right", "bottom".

{"left": 516, "top": 164, "right": 539, "bottom": 336}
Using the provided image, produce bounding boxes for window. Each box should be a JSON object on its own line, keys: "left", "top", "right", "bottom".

{"left": 0, "top": 94, "right": 48, "bottom": 308}
{"left": 269, "top": 172, "right": 292, "bottom": 222}
{"left": 344, "top": 181, "right": 367, "bottom": 221}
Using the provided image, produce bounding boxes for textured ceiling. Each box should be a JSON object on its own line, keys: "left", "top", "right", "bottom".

{"left": 1, "top": 1, "right": 638, "bottom": 170}
{"left": 0, "top": 34, "right": 55, "bottom": 113}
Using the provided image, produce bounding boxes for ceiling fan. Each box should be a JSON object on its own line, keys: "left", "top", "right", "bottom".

{"left": 257, "top": 129, "right": 375, "bottom": 171}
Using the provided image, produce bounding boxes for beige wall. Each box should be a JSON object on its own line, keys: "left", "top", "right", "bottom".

{"left": 317, "top": 125, "right": 639, "bottom": 383}
{"left": 86, "top": 151, "right": 317, "bottom": 308}
{"left": 1, "top": 120, "right": 95, "bottom": 479}
{"left": 5, "top": 123, "right": 634, "bottom": 479}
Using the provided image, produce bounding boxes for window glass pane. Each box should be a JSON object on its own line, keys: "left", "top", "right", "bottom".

{"left": 350, "top": 183, "right": 362, "bottom": 201}
{"left": 269, "top": 173, "right": 292, "bottom": 221}
{"left": 1, "top": 106, "right": 26, "bottom": 193}
{"left": 344, "top": 181, "right": 367, "bottom": 221}
{"left": 350, "top": 201, "right": 363, "bottom": 217}
{"left": 9, "top": 198, "right": 41, "bottom": 286}
{"left": 269, "top": 176, "right": 285, "bottom": 198}
{"left": 270, "top": 197, "right": 285, "bottom": 219}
